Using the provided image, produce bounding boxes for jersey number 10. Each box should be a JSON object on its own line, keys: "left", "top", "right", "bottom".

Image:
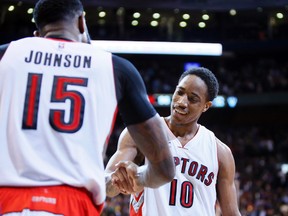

{"left": 22, "top": 73, "right": 88, "bottom": 133}
{"left": 169, "top": 179, "right": 194, "bottom": 208}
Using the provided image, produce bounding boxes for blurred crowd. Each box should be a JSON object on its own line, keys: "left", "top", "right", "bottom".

{"left": 133, "top": 57, "right": 288, "bottom": 96}
{"left": 215, "top": 125, "right": 288, "bottom": 216}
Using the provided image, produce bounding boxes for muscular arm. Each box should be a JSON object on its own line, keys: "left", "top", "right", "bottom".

{"left": 106, "top": 116, "right": 174, "bottom": 196}
{"left": 126, "top": 115, "right": 174, "bottom": 188}
{"left": 216, "top": 138, "right": 241, "bottom": 216}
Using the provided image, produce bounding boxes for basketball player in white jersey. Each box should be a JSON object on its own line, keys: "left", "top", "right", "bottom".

{"left": 0, "top": 0, "right": 175, "bottom": 215}
{"left": 105, "top": 67, "right": 241, "bottom": 216}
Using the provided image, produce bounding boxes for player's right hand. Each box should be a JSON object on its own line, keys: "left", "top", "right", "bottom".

{"left": 114, "top": 161, "right": 145, "bottom": 194}
{"left": 111, "top": 163, "right": 136, "bottom": 194}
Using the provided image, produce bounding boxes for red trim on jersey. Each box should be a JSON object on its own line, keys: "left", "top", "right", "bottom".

{"left": 104, "top": 53, "right": 119, "bottom": 150}
{"left": 105, "top": 107, "right": 119, "bottom": 147}
{"left": 130, "top": 191, "right": 144, "bottom": 216}
{"left": 0, "top": 185, "right": 104, "bottom": 215}
{"left": 133, "top": 190, "right": 144, "bottom": 202}
{"left": 46, "top": 38, "right": 74, "bottom": 43}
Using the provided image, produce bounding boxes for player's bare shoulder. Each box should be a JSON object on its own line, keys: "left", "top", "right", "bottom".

{"left": 215, "top": 137, "right": 235, "bottom": 167}
{"left": 216, "top": 138, "right": 232, "bottom": 154}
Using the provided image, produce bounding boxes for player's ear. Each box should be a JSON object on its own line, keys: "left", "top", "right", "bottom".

{"left": 78, "top": 12, "right": 91, "bottom": 44}
{"left": 33, "top": 30, "right": 40, "bottom": 37}
{"left": 78, "top": 13, "right": 85, "bottom": 34}
{"left": 203, "top": 101, "right": 212, "bottom": 112}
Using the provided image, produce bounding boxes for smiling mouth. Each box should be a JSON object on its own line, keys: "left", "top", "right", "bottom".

{"left": 174, "top": 109, "right": 187, "bottom": 115}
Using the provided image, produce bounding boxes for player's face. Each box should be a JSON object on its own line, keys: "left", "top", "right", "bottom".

{"left": 170, "top": 74, "right": 211, "bottom": 126}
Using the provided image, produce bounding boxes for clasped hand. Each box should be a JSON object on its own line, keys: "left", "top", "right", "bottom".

{"left": 111, "top": 161, "right": 145, "bottom": 195}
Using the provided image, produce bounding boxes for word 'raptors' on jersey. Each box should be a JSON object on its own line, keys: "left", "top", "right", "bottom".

{"left": 173, "top": 156, "right": 215, "bottom": 186}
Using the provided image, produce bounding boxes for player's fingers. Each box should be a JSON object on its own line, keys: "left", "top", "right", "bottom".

{"left": 115, "top": 160, "right": 131, "bottom": 169}
{"left": 114, "top": 178, "right": 135, "bottom": 194}
{"left": 123, "top": 176, "right": 135, "bottom": 193}
{"left": 125, "top": 164, "right": 138, "bottom": 186}
{"left": 118, "top": 167, "right": 132, "bottom": 188}
{"left": 116, "top": 161, "right": 136, "bottom": 183}
{"left": 112, "top": 167, "right": 128, "bottom": 182}
{"left": 111, "top": 174, "right": 119, "bottom": 183}
{"left": 114, "top": 167, "right": 134, "bottom": 191}
{"left": 115, "top": 164, "right": 130, "bottom": 184}
{"left": 115, "top": 161, "right": 140, "bottom": 191}
{"left": 111, "top": 176, "right": 127, "bottom": 192}
{"left": 119, "top": 188, "right": 133, "bottom": 195}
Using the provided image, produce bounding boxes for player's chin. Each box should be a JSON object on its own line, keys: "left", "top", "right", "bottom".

{"left": 170, "top": 115, "right": 183, "bottom": 126}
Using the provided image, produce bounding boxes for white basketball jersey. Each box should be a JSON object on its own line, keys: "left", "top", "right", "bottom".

{"left": 0, "top": 37, "right": 117, "bottom": 204}
{"left": 131, "top": 119, "right": 219, "bottom": 216}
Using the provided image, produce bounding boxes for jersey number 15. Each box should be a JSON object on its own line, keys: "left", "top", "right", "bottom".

{"left": 22, "top": 73, "right": 88, "bottom": 133}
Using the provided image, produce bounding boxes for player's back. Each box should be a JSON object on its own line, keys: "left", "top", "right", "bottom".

{"left": 0, "top": 37, "right": 117, "bottom": 204}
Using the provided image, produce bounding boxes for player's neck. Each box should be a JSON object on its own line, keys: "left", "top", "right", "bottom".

{"left": 40, "top": 23, "right": 80, "bottom": 42}
{"left": 164, "top": 116, "right": 199, "bottom": 139}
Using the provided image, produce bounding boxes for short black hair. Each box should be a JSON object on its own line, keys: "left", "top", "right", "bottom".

{"left": 179, "top": 67, "right": 219, "bottom": 101}
{"left": 33, "top": 0, "right": 84, "bottom": 29}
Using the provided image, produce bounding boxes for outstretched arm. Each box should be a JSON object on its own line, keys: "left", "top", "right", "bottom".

{"left": 126, "top": 114, "right": 175, "bottom": 188}
{"left": 216, "top": 138, "right": 241, "bottom": 216}
{"left": 105, "top": 128, "right": 139, "bottom": 197}
{"left": 107, "top": 115, "right": 175, "bottom": 194}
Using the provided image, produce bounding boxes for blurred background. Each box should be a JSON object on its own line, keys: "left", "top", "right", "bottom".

{"left": 1, "top": 0, "right": 288, "bottom": 215}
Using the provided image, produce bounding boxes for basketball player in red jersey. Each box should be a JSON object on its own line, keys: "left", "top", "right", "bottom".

{"left": 106, "top": 67, "right": 241, "bottom": 216}
{"left": 0, "top": 0, "right": 175, "bottom": 215}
